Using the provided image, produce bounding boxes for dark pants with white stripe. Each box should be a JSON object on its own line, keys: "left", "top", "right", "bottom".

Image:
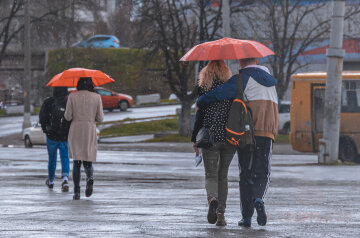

{"left": 237, "top": 136, "right": 272, "bottom": 219}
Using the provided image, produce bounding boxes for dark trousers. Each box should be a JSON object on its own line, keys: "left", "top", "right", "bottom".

{"left": 73, "top": 160, "right": 93, "bottom": 192}
{"left": 237, "top": 136, "right": 272, "bottom": 219}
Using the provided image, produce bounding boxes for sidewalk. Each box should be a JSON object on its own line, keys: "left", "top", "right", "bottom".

{"left": 1, "top": 147, "right": 359, "bottom": 237}
{"left": 99, "top": 141, "right": 306, "bottom": 155}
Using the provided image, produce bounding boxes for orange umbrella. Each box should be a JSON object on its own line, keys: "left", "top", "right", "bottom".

{"left": 47, "top": 68, "right": 115, "bottom": 87}
{"left": 180, "top": 38, "right": 275, "bottom": 61}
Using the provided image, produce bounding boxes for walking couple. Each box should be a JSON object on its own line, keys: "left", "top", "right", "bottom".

{"left": 39, "top": 77, "right": 104, "bottom": 200}
{"left": 191, "top": 58, "right": 278, "bottom": 227}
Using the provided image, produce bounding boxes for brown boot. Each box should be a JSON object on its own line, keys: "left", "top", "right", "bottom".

{"left": 216, "top": 212, "right": 227, "bottom": 226}
{"left": 207, "top": 197, "right": 218, "bottom": 224}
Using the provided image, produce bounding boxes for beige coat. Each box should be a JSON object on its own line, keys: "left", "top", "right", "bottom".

{"left": 64, "top": 91, "right": 104, "bottom": 162}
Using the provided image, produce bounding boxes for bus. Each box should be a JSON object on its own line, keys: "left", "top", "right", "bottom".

{"left": 290, "top": 71, "right": 360, "bottom": 162}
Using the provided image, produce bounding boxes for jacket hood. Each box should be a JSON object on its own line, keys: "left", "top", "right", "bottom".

{"left": 241, "top": 67, "right": 277, "bottom": 87}
{"left": 53, "top": 87, "right": 68, "bottom": 98}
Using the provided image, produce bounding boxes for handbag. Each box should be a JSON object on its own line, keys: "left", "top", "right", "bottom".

{"left": 196, "top": 127, "right": 214, "bottom": 148}
{"left": 195, "top": 103, "right": 221, "bottom": 148}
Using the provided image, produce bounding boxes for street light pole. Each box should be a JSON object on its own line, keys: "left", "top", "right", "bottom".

{"left": 319, "top": 0, "right": 345, "bottom": 164}
{"left": 23, "top": 0, "right": 31, "bottom": 130}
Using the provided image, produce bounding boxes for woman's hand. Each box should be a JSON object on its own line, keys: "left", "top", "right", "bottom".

{"left": 193, "top": 142, "right": 199, "bottom": 156}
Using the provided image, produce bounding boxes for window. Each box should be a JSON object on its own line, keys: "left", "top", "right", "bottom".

{"left": 279, "top": 104, "right": 290, "bottom": 113}
{"left": 93, "top": 0, "right": 107, "bottom": 10}
{"left": 87, "top": 37, "right": 110, "bottom": 43}
{"left": 341, "top": 81, "right": 360, "bottom": 113}
{"left": 96, "top": 89, "right": 112, "bottom": 96}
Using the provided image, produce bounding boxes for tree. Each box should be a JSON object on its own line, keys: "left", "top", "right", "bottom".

{"left": 0, "top": 0, "right": 24, "bottom": 65}
{"left": 138, "top": 0, "right": 197, "bottom": 136}
{"left": 0, "top": 0, "right": 75, "bottom": 65}
{"left": 232, "top": 0, "right": 360, "bottom": 99}
{"left": 137, "top": 0, "right": 225, "bottom": 136}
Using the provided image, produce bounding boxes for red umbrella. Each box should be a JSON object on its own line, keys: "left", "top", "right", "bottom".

{"left": 180, "top": 38, "right": 274, "bottom": 61}
{"left": 47, "top": 68, "right": 115, "bottom": 87}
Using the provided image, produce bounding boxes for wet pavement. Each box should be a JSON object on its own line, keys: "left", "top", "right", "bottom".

{"left": 98, "top": 142, "right": 309, "bottom": 155}
{"left": 1, "top": 148, "right": 360, "bottom": 237}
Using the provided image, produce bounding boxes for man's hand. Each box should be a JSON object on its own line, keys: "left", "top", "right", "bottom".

{"left": 193, "top": 142, "right": 199, "bottom": 156}
{"left": 195, "top": 104, "right": 199, "bottom": 111}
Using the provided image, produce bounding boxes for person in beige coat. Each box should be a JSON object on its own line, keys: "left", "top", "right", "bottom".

{"left": 64, "top": 77, "right": 104, "bottom": 200}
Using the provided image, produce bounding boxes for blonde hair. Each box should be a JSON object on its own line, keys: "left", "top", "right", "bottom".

{"left": 198, "top": 60, "right": 232, "bottom": 90}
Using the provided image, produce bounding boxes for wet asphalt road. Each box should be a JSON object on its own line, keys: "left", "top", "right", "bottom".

{"left": 0, "top": 104, "right": 180, "bottom": 137}
{"left": 0, "top": 148, "right": 360, "bottom": 237}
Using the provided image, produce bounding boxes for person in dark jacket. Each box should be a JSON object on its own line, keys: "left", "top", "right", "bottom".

{"left": 196, "top": 58, "right": 279, "bottom": 227}
{"left": 191, "top": 60, "right": 236, "bottom": 227}
{"left": 39, "top": 87, "right": 70, "bottom": 192}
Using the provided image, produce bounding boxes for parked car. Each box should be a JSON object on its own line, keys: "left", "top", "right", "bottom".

{"left": 3, "top": 100, "right": 22, "bottom": 109}
{"left": 73, "top": 35, "right": 120, "bottom": 48}
{"left": 69, "top": 87, "right": 133, "bottom": 112}
{"left": 23, "top": 122, "right": 100, "bottom": 148}
{"left": 94, "top": 87, "right": 133, "bottom": 112}
{"left": 278, "top": 101, "right": 290, "bottom": 134}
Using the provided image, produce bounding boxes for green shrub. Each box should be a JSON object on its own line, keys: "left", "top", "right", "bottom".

{"left": 46, "top": 48, "right": 171, "bottom": 98}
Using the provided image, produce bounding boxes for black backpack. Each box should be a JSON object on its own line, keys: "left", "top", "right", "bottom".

{"left": 226, "top": 73, "right": 256, "bottom": 183}
{"left": 47, "top": 98, "right": 70, "bottom": 140}
{"left": 225, "top": 73, "right": 255, "bottom": 149}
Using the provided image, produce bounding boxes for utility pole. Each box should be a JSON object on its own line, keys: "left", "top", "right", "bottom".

{"left": 23, "top": 0, "right": 31, "bottom": 130}
{"left": 222, "top": 0, "right": 231, "bottom": 37}
{"left": 319, "top": 0, "right": 345, "bottom": 164}
{"left": 222, "top": 0, "right": 237, "bottom": 72}
{"left": 195, "top": 0, "right": 209, "bottom": 84}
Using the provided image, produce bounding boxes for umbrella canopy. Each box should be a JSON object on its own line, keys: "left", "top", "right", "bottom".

{"left": 180, "top": 38, "right": 275, "bottom": 61}
{"left": 47, "top": 68, "right": 115, "bottom": 87}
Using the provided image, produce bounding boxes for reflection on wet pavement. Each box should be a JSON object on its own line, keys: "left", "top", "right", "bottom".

{"left": 0, "top": 148, "right": 359, "bottom": 237}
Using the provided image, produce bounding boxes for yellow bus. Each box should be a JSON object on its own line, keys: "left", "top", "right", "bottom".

{"left": 290, "top": 71, "right": 360, "bottom": 162}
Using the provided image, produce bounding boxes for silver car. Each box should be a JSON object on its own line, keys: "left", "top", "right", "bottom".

{"left": 278, "top": 101, "right": 290, "bottom": 134}
{"left": 23, "top": 122, "right": 100, "bottom": 148}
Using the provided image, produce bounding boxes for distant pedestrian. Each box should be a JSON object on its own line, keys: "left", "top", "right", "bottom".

{"left": 197, "top": 58, "right": 278, "bottom": 227}
{"left": 191, "top": 60, "right": 236, "bottom": 226}
{"left": 39, "top": 87, "right": 71, "bottom": 192}
{"left": 64, "top": 77, "right": 104, "bottom": 200}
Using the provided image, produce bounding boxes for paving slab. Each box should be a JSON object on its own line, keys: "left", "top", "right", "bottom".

{"left": 0, "top": 148, "right": 359, "bottom": 237}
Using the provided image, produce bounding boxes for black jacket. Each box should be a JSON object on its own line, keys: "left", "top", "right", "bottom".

{"left": 191, "top": 108, "right": 204, "bottom": 143}
{"left": 39, "top": 87, "right": 69, "bottom": 141}
{"left": 191, "top": 79, "right": 232, "bottom": 143}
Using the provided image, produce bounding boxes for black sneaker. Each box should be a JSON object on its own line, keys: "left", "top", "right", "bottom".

{"left": 238, "top": 217, "right": 252, "bottom": 227}
{"left": 254, "top": 198, "right": 267, "bottom": 226}
{"left": 207, "top": 197, "right": 218, "bottom": 224}
{"left": 61, "top": 180, "right": 69, "bottom": 192}
{"left": 45, "top": 179, "right": 54, "bottom": 189}
{"left": 85, "top": 179, "right": 94, "bottom": 197}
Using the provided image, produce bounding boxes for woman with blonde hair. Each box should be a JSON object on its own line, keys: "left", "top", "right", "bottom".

{"left": 191, "top": 60, "right": 235, "bottom": 226}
